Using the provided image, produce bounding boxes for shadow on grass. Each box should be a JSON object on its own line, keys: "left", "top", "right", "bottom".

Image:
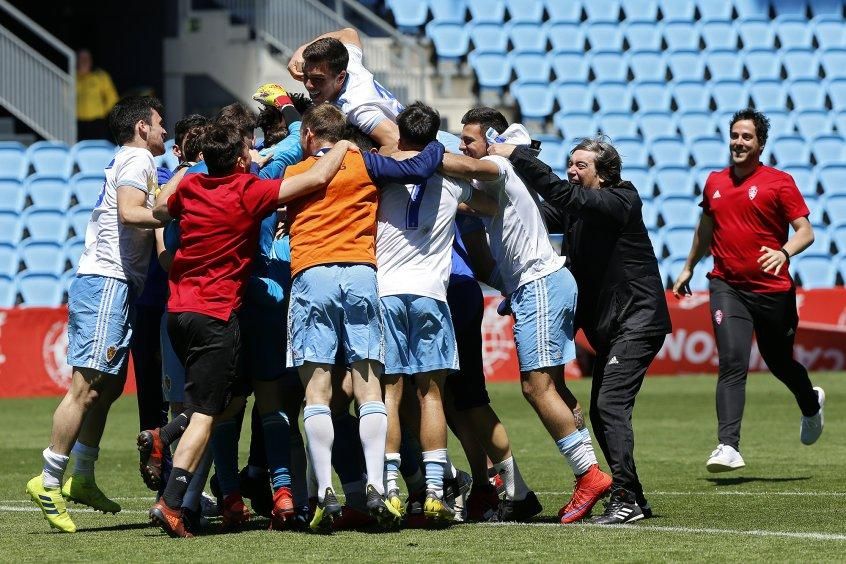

{"left": 27, "top": 522, "right": 154, "bottom": 534}
{"left": 705, "top": 476, "right": 811, "bottom": 486}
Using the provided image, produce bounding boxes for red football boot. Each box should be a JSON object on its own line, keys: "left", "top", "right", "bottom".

{"left": 221, "top": 493, "right": 252, "bottom": 530}
{"left": 559, "top": 464, "right": 612, "bottom": 524}
{"left": 269, "top": 487, "right": 295, "bottom": 530}
{"left": 137, "top": 428, "right": 165, "bottom": 491}
{"left": 149, "top": 499, "right": 193, "bottom": 538}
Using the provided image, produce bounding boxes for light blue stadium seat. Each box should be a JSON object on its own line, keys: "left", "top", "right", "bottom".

{"left": 667, "top": 49, "right": 706, "bottom": 81}
{"left": 25, "top": 141, "right": 73, "bottom": 179}
{"left": 24, "top": 175, "right": 72, "bottom": 211}
{"left": 658, "top": 194, "right": 700, "bottom": 228}
{"left": 538, "top": 139, "right": 565, "bottom": 168}
{"left": 832, "top": 222, "right": 846, "bottom": 253}
{"left": 508, "top": 22, "right": 547, "bottom": 51}
{"left": 615, "top": 136, "right": 649, "bottom": 167}
{"left": 545, "top": 0, "right": 582, "bottom": 23}
{"left": 20, "top": 241, "right": 65, "bottom": 276}
{"left": 625, "top": 21, "right": 662, "bottom": 51}
{"left": 510, "top": 51, "right": 551, "bottom": 81}
{"left": 813, "top": 16, "right": 846, "bottom": 49}
{"left": 469, "top": 22, "right": 508, "bottom": 52}
{"left": 782, "top": 164, "right": 818, "bottom": 197}
{"left": 711, "top": 79, "right": 749, "bottom": 111}
{"left": 554, "top": 81, "right": 595, "bottom": 113}
{"left": 628, "top": 50, "right": 666, "bottom": 82}
{"left": 0, "top": 211, "right": 23, "bottom": 245}
{"left": 621, "top": 0, "right": 658, "bottom": 21}
{"left": 0, "top": 275, "right": 15, "bottom": 307}
{"left": 696, "top": 0, "right": 733, "bottom": 21}
{"left": 707, "top": 50, "right": 744, "bottom": 81}
{"left": 386, "top": 0, "right": 429, "bottom": 31}
{"left": 792, "top": 254, "right": 837, "bottom": 289}
{"left": 776, "top": 15, "right": 815, "bottom": 49}
{"left": 677, "top": 111, "right": 717, "bottom": 140}
{"left": 598, "top": 111, "right": 638, "bottom": 138}
{"left": 63, "top": 238, "right": 86, "bottom": 273}
{"left": 690, "top": 135, "right": 726, "bottom": 168}
{"left": 70, "top": 173, "right": 104, "bottom": 209}
{"left": 506, "top": 0, "right": 544, "bottom": 22}
{"left": 743, "top": 48, "right": 781, "bottom": 80}
{"left": 651, "top": 136, "right": 689, "bottom": 167}
{"left": 795, "top": 109, "right": 834, "bottom": 138}
{"left": 16, "top": 272, "right": 63, "bottom": 306}
{"left": 735, "top": 0, "right": 772, "bottom": 19}
{"left": 551, "top": 50, "right": 590, "bottom": 81}
{"left": 469, "top": 50, "right": 511, "bottom": 91}
{"left": 818, "top": 163, "right": 846, "bottom": 195}
{"left": 583, "top": 0, "right": 621, "bottom": 23}
{"left": 624, "top": 165, "right": 654, "bottom": 198}
{"left": 700, "top": 20, "right": 739, "bottom": 50}
{"left": 737, "top": 18, "right": 776, "bottom": 49}
{"left": 586, "top": 22, "right": 624, "bottom": 51}
{"left": 594, "top": 81, "right": 633, "bottom": 112}
{"left": 69, "top": 205, "right": 93, "bottom": 238}
{"left": 468, "top": 0, "right": 506, "bottom": 22}
{"left": 633, "top": 81, "right": 673, "bottom": 113}
{"left": 663, "top": 21, "right": 701, "bottom": 51}
{"left": 788, "top": 79, "right": 827, "bottom": 112}
{"left": 547, "top": 22, "right": 586, "bottom": 51}
{"left": 663, "top": 226, "right": 695, "bottom": 257}
{"left": 0, "top": 243, "right": 19, "bottom": 278}
{"left": 809, "top": 0, "right": 844, "bottom": 17}
{"left": 659, "top": 0, "right": 695, "bottom": 20}
{"left": 830, "top": 78, "right": 846, "bottom": 111}
{"left": 805, "top": 194, "right": 824, "bottom": 223}
{"left": 642, "top": 198, "right": 659, "bottom": 228}
{"left": 813, "top": 134, "right": 846, "bottom": 166}
{"left": 782, "top": 48, "right": 821, "bottom": 80}
{"left": 647, "top": 228, "right": 663, "bottom": 258}
{"left": 806, "top": 225, "right": 832, "bottom": 254}
{"left": 22, "top": 209, "right": 69, "bottom": 244}
{"left": 749, "top": 79, "right": 788, "bottom": 112}
{"left": 425, "top": 21, "right": 470, "bottom": 59}
{"left": 773, "top": 0, "right": 810, "bottom": 18}
{"left": 0, "top": 180, "right": 25, "bottom": 213}
{"left": 70, "top": 140, "right": 116, "bottom": 175}
{"left": 655, "top": 165, "right": 696, "bottom": 197}
{"left": 430, "top": 0, "right": 467, "bottom": 22}
{"left": 673, "top": 80, "right": 712, "bottom": 112}
{"left": 512, "top": 81, "right": 556, "bottom": 119}
{"left": 835, "top": 111, "right": 846, "bottom": 133}
{"left": 553, "top": 111, "right": 596, "bottom": 140}
{"left": 769, "top": 135, "right": 811, "bottom": 167}
{"left": 820, "top": 48, "right": 846, "bottom": 79}
{"left": 638, "top": 111, "right": 677, "bottom": 140}
{"left": 591, "top": 50, "right": 629, "bottom": 82}
{"left": 0, "top": 141, "right": 28, "bottom": 181}
{"left": 760, "top": 109, "right": 794, "bottom": 137}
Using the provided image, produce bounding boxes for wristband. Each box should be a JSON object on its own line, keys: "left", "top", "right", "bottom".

{"left": 780, "top": 248, "right": 791, "bottom": 264}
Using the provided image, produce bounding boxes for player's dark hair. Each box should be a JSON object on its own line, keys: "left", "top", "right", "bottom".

{"left": 730, "top": 108, "right": 770, "bottom": 147}
{"left": 344, "top": 124, "right": 376, "bottom": 152}
{"left": 301, "top": 103, "right": 347, "bottom": 144}
{"left": 216, "top": 103, "right": 257, "bottom": 139}
{"left": 201, "top": 123, "right": 245, "bottom": 176}
{"left": 174, "top": 114, "right": 209, "bottom": 148}
{"left": 256, "top": 93, "right": 314, "bottom": 147}
{"left": 303, "top": 37, "right": 349, "bottom": 76}
{"left": 461, "top": 107, "right": 508, "bottom": 138}
{"left": 182, "top": 123, "right": 210, "bottom": 163}
{"left": 108, "top": 95, "right": 164, "bottom": 146}
{"left": 571, "top": 135, "right": 622, "bottom": 187}
{"left": 398, "top": 102, "right": 440, "bottom": 148}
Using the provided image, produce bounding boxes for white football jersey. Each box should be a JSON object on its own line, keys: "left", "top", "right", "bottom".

{"left": 76, "top": 146, "right": 156, "bottom": 291}
{"left": 476, "top": 155, "right": 565, "bottom": 295}
{"left": 334, "top": 43, "right": 405, "bottom": 135}
{"left": 377, "top": 173, "right": 472, "bottom": 301}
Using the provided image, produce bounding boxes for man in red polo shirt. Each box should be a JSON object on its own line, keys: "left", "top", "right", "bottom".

{"left": 673, "top": 108, "right": 824, "bottom": 473}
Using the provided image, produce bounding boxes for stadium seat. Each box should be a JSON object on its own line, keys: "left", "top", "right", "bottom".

{"left": 594, "top": 81, "right": 633, "bottom": 112}
{"left": 70, "top": 140, "right": 116, "bottom": 175}
{"left": 506, "top": 0, "right": 544, "bottom": 22}
{"left": 598, "top": 111, "right": 638, "bottom": 138}
{"left": 638, "top": 111, "right": 677, "bottom": 140}
{"left": 647, "top": 228, "right": 664, "bottom": 258}
{"left": 551, "top": 50, "right": 590, "bottom": 82}
{"left": 468, "top": 51, "right": 511, "bottom": 92}
{"left": 743, "top": 48, "right": 782, "bottom": 80}
{"left": 615, "top": 136, "right": 649, "bottom": 167}
{"left": 700, "top": 20, "right": 739, "bottom": 50}
{"left": 508, "top": 22, "right": 547, "bottom": 51}
{"left": 586, "top": 22, "right": 624, "bottom": 51}
{"left": 624, "top": 165, "right": 654, "bottom": 199}
{"left": 830, "top": 78, "right": 846, "bottom": 111}
{"left": 825, "top": 194, "right": 846, "bottom": 223}
{"left": 386, "top": 0, "right": 429, "bottom": 32}
{"left": 24, "top": 176, "right": 72, "bottom": 211}
{"left": 0, "top": 211, "right": 23, "bottom": 245}
{"left": 553, "top": 111, "right": 596, "bottom": 140}
{"left": 20, "top": 241, "right": 65, "bottom": 276}
{"left": 642, "top": 197, "right": 659, "bottom": 228}
{"left": 769, "top": 135, "right": 812, "bottom": 167}
{"left": 696, "top": 0, "right": 733, "bottom": 21}
{"left": 749, "top": 79, "right": 788, "bottom": 112}
{"left": 0, "top": 141, "right": 28, "bottom": 181}
{"left": 651, "top": 137, "right": 689, "bottom": 167}
{"left": 677, "top": 111, "right": 716, "bottom": 140}
{"left": 809, "top": 0, "right": 844, "bottom": 17}
{"left": 628, "top": 50, "right": 666, "bottom": 82}
{"left": 805, "top": 194, "right": 824, "bottom": 223}
{"left": 545, "top": 0, "right": 582, "bottom": 23}
{"left": 658, "top": 194, "right": 700, "bottom": 228}
{"left": 818, "top": 163, "right": 846, "bottom": 195}
{"left": 590, "top": 50, "right": 629, "bottom": 82}
{"left": 70, "top": 173, "right": 104, "bottom": 209}
{"left": 510, "top": 51, "right": 551, "bottom": 81}
{"left": 546, "top": 22, "right": 586, "bottom": 51}
{"left": 811, "top": 134, "right": 846, "bottom": 166}
{"left": 69, "top": 206, "right": 93, "bottom": 238}
{"left": 792, "top": 254, "right": 837, "bottom": 289}
{"left": 654, "top": 165, "right": 696, "bottom": 197}
{"left": 760, "top": 109, "right": 794, "bottom": 137}
{"left": 820, "top": 48, "right": 846, "bottom": 79}
{"left": 663, "top": 226, "right": 695, "bottom": 257}
{"left": 773, "top": 0, "right": 810, "bottom": 18}
{"left": 425, "top": 21, "right": 471, "bottom": 59}
{"left": 832, "top": 222, "right": 846, "bottom": 253}
{"left": 711, "top": 80, "right": 749, "bottom": 111}
{"left": 468, "top": 0, "right": 506, "bottom": 22}
{"left": 469, "top": 22, "right": 509, "bottom": 53}
{"left": 0, "top": 180, "right": 25, "bottom": 213}
{"left": 429, "top": 0, "right": 467, "bottom": 22}
{"left": 667, "top": 49, "right": 706, "bottom": 81}
{"left": 620, "top": 0, "right": 659, "bottom": 22}
{"left": 794, "top": 109, "right": 834, "bottom": 138}
{"left": 554, "top": 81, "right": 594, "bottom": 113}
{"left": 633, "top": 81, "right": 673, "bottom": 112}
{"left": 21, "top": 209, "right": 69, "bottom": 243}
{"left": 735, "top": 0, "right": 772, "bottom": 19}
{"left": 658, "top": 0, "right": 695, "bottom": 20}
{"left": 813, "top": 16, "right": 846, "bottom": 50}
{"left": 538, "top": 139, "right": 565, "bottom": 169}
{"left": 737, "top": 18, "right": 776, "bottom": 49}
{"left": 624, "top": 21, "right": 662, "bottom": 51}
{"left": 583, "top": 0, "right": 621, "bottom": 23}
{"left": 25, "top": 141, "right": 73, "bottom": 179}
{"left": 63, "top": 238, "right": 86, "bottom": 272}
{"left": 0, "top": 243, "right": 19, "bottom": 278}
{"left": 782, "top": 164, "right": 818, "bottom": 197}
{"left": 0, "top": 275, "right": 15, "bottom": 307}
{"left": 512, "top": 81, "right": 556, "bottom": 119}
{"left": 16, "top": 272, "right": 63, "bottom": 306}
{"left": 673, "top": 80, "right": 712, "bottom": 112}
{"left": 806, "top": 226, "right": 832, "bottom": 254}
{"left": 663, "top": 21, "right": 701, "bottom": 51}
{"left": 706, "top": 50, "right": 744, "bottom": 81}
{"left": 690, "top": 136, "right": 726, "bottom": 168}
{"left": 776, "top": 16, "right": 816, "bottom": 49}
{"left": 782, "top": 48, "right": 821, "bottom": 80}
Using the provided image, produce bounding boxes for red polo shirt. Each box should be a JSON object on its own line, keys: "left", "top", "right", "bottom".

{"left": 700, "top": 165, "right": 810, "bottom": 293}
{"left": 167, "top": 172, "right": 280, "bottom": 320}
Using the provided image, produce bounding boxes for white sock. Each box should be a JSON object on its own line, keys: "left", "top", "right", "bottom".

{"left": 580, "top": 428, "right": 598, "bottom": 466}
{"left": 492, "top": 456, "right": 530, "bottom": 501}
{"left": 556, "top": 430, "right": 593, "bottom": 476}
{"left": 303, "top": 405, "right": 334, "bottom": 502}
{"left": 71, "top": 441, "right": 99, "bottom": 477}
{"left": 358, "top": 401, "right": 388, "bottom": 495}
{"left": 42, "top": 447, "right": 69, "bottom": 488}
{"left": 384, "top": 452, "right": 401, "bottom": 493}
{"left": 182, "top": 449, "right": 212, "bottom": 511}
{"left": 305, "top": 447, "right": 318, "bottom": 499}
{"left": 445, "top": 458, "right": 458, "bottom": 481}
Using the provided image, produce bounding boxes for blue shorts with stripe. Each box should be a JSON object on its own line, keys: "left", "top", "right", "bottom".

{"left": 511, "top": 267, "right": 577, "bottom": 372}
{"left": 67, "top": 274, "right": 136, "bottom": 375}
{"left": 380, "top": 294, "right": 459, "bottom": 375}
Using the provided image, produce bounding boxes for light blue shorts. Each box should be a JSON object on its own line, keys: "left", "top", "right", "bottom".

{"left": 381, "top": 294, "right": 459, "bottom": 375}
{"left": 160, "top": 313, "right": 185, "bottom": 403}
{"left": 287, "top": 264, "right": 384, "bottom": 368}
{"left": 511, "top": 267, "right": 577, "bottom": 372}
{"left": 67, "top": 274, "right": 136, "bottom": 375}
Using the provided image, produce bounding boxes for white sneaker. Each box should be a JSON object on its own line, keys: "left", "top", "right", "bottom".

{"left": 706, "top": 444, "right": 746, "bottom": 473}
{"left": 800, "top": 387, "right": 825, "bottom": 445}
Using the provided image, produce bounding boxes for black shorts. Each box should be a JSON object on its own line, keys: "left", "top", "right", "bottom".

{"left": 167, "top": 312, "right": 242, "bottom": 416}
{"left": 445, "top": 278, "right": 491, "bottom": 411}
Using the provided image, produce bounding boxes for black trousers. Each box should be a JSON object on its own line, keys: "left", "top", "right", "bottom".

{"left": 590, "top": 334, "right": 665, "bottom": 499}
{"left": 709, "top": 278, "right": 820, "bottom": 451}
{"left": 130, "top": 304, "right": 169, "bottom": 431}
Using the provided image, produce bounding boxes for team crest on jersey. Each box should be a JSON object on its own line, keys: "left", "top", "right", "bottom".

{"left": 714, "top": 310, "right": 723, "bottom": 325}
{"left": 106, "top": 345, "right": 117, "bottom": 362}
{"left": 748, "top": 186, "right": 758, "bottom": 200}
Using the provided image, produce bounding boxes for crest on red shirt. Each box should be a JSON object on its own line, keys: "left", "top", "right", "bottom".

{"left": 748, "top": 186, "right": 758, "bottom": 200}
{"left": 714, "top": 309, "right": 723, "bottom": 325}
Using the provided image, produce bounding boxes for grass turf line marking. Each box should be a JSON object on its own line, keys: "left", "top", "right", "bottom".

{"left": 535, "top": 491, "right": 846, "bottom": 497}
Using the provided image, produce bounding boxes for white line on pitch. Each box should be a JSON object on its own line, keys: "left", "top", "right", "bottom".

{"left": 534, "top": 491, "right": 846, "bottom": 497}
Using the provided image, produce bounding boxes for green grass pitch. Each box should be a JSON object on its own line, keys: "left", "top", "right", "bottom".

{"left": 1, "top": 373, "right": 843, "bottom": 561}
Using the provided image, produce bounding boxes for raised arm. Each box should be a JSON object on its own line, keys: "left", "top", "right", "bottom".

{"left": 287, "top": 27, "right": 362, "bottom": 81}
{"left": 440, "top": 153, "right": 501, "bottom": 182}
{"left": 277, "top": 140, "right": 355, "bottom": 203}
{"left": 362, "top": 140, "right": 445, "bottom": 185}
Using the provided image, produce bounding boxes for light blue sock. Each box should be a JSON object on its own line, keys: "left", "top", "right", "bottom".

{"left": 211, "top": 419, "right": 241, "bottom": 497}
{"left": 422, "top": 448, "right": 448, "bottom": 496}
{"left": 262, "top": 411, "right": 292, "bottom": 490}
{"left": 556, "top": 429, "right": 592, "bottom": 476}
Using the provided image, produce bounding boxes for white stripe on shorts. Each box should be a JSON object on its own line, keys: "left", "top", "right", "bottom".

{"left": 88, "top": 277, "right": 117, "bottom": 369}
